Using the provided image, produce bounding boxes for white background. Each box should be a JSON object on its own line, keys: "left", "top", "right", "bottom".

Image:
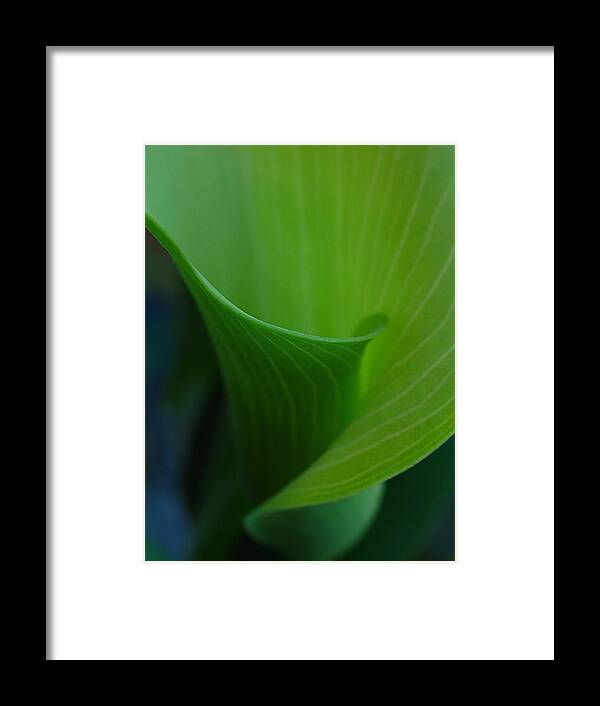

{"left": 49, "top": 48, "right": 554, "bottom": 660}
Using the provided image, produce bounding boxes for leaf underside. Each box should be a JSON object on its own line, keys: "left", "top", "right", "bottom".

{"left": 146, "top": 145, "right": 454, "bottom": 559}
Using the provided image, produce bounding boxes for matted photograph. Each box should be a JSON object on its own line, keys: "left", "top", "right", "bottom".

{"left": 49, "top": 46, "right": 553, "bottom": 659}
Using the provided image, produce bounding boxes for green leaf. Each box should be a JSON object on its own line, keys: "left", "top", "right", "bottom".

{"left": 345, "top": 436, "right": 455, "bottom": 560}
{"left": 145, "top": 145, "right": 454, "bottom": 559}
